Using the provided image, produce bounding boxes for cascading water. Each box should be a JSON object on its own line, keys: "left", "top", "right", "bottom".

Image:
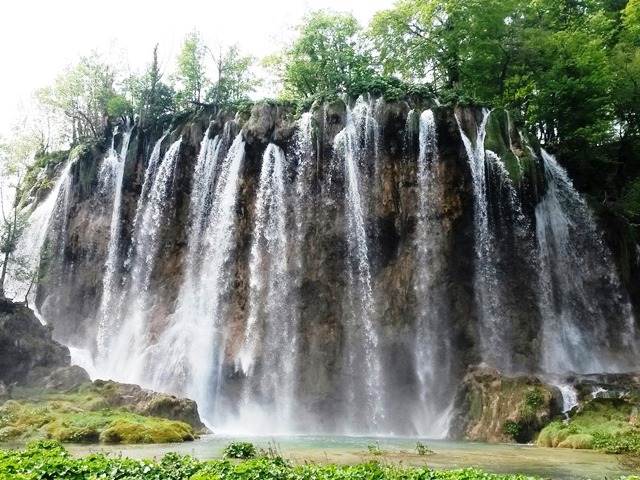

{"left": 235, "top": 143, "right": 298, "bottom": 433}
{"left": 456, "top": 109, "right": 515, "bottom": 370}
{"left": 411, "top": 110, "right": 453, "bottom": 436}
{"left": 157, "top": 133, "right": 246, "bottom": 422}
{"left": 535, "top": 149, "right": 638, "bottom": 374}
{"left": 95, "top": 123, "right": 133, "bottom": 352}
{"left": 7, "top": 161, "right": 73, "bottom": 302}
{"left": 29, "top": 98, "right": 640, "bottom": 438}
{"left": 333, "top": 98, "right": 383, "bottom": 430}
{"left": 97, "top": 137, "right": 181, "bottom": 380}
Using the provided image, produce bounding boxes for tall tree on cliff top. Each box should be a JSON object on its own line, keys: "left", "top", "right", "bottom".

{"left": 206, "top": 44, "right": 257, "bottom": 105}
{"left": 268, "top": 10, "right": 374, "bottom": 98}
{"left": 36, "top": 51, "right": 119, "bottom": 142}
{"left": 126, "top": 45, "right": 175, "bottom": 129}
{"left": 174, "top": 30, "right": 210, "bottom": 110}
{"left": 370, "top": 0, "right": 527, "bottom": 100}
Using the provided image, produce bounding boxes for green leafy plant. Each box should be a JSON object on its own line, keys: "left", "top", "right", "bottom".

{"left": 503, "top": 419, "right": 522, "bottom": 439}
{"left": 222, "top": 441, "right": 257, "bottom": 459}
{"left": 367, "top": 442, "right": 383, "bottom": 456}
{"left": 416, "top": 441, "right": 435, "bottom": 455}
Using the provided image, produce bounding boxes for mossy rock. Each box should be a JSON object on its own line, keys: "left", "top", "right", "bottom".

{"left": 99, "top": 419, "right": 194, "bottom": 444}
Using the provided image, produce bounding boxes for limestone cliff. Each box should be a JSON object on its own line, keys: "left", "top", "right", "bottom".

{"left": 23, "top": 97, "right": 640, "bottom": 437}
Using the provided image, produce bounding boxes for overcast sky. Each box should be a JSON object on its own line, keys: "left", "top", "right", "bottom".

{"left": 0, "top": 0, "right": 396, "bottom": 138}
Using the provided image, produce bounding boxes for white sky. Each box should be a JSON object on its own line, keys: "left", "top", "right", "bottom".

{"left": 0, "top": 0, "right": 395, "bottom": 139}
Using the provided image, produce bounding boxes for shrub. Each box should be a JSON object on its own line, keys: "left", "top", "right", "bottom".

{"left": 222, "top": 441, "right": 257, "bottom": 459}
{"left": 416, "top": 441, "right": 435, "bottom": 455}
{"left": 503, "top": 419, "right": 522, "bottom": 439}
{"left": 367, "top": 443, "right": 383, "bottom": 456}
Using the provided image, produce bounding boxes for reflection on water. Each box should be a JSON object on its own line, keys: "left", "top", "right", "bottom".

{"left": 58, "top": 435, "right": 631, "bottom": 479}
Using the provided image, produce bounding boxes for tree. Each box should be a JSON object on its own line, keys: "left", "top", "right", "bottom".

{"left": 206, "top": 44, "right": 257, "bottom": 105}
{"left": 271, "top": 10, "right": 375, "bottom": 98}
{"left": 370, "top": 0, "right": 527, "bottom": 100}
{"left": 37, "top": 51, "right": 119, "bottom": 142}
{"left": 0, "top": 136, "right": 35, "bottom": 299}
{"left": 174, "top": 30, "right": 210, "bottom": 110}
{"left": 126, "top": 45, "right": 175, "bottom": 129}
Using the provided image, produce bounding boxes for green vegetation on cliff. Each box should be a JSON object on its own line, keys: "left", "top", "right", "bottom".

{"left": 538, "top": 398, "right": 640, "bottom": 453}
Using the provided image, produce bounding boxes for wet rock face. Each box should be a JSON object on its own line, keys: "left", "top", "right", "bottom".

{"left": 448, "top": 366, "right": 557, "bottom": 443}
{"left": 0, "top": 299, "right": 70, "bottom": 386}
{"left": 31, "top": 99, "right": 640, "bottom": 437}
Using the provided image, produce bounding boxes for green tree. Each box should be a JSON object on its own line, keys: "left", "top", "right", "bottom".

{"left": 206, "top": 44, "right": 257, "bottom": 105}
{"left": 370, "top": 0, "right": 527, "bottom": 100}
{"left": 36, "top": 51, "right": 118, "bottom": 142}
{"left": 126, "top": 45, "right": 175, "bottom": 129}
{"left": 0, "top": 136, "right": 35, "bottom": 299}
{"left": 174, "top": 30, "right": 210, "bottom": 110}
{"left": 271, "top": 10, "right": 374, "bottom": 98}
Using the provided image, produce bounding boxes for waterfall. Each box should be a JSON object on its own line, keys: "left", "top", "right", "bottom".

{"left": 234, "top": 143, "right": 298, "bottom": 433}
{"left": 333, "top": 97, "right": 383, "bottom": 430}
{"left": 412, "top": 109, "right": 453, "bottom": 436}
{"left": 7, "top": 161, "right": 73, "bottom": 302}
{"left": 150, "top": 133, "right": 246, "bottom": 423}
{"left": 456, "top": 109, "right": 515, "bottom": 370}
{"left": 556, "top": 384, "right": 579, "bottom": 414}
{"left": 96, "top": 123, "right": 133, "bottom": 352}
{"left": 29, "top": 100, "right": 640, "bottom": 438}
{"left": 535, "top": 149, "right": 638, "bottom": 374}
{"left": 96, "top": 137, "right": 181, "bottom": 380}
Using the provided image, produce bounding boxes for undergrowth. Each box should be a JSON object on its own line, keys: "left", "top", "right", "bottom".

{"left": 0, "top": 440, "right": 557, "bottom": 480}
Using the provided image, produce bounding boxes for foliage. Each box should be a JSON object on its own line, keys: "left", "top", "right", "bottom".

{"left": 415, "top": 441, "right": 434, "bottom": 455}
{"left": 222, "top": 441, "right": 257, "bottom": 459}
{"left": 125, "top": 45, "right": 175, "bottom": 131}
{"left": 367, "top": 443, "right": 383, "bottom": 456}
{"left": 174, "top": 30, "right": 210, "bottom": 111}
{"left": 271, "top": 10, "right": 375, "bottom": 99}
{"left": 0, "top": 441, "right": 552, "bottom": 480}
{"left": 35, "top": 51, "right": 119, "bottom": 142}
{"left": 503, "top": 420, "right": 522, "bottom": 439}
{"left": 206, "top": 44, "right": 257, "bottom": 105}
{"left": 106, "top": 95, "right": 132, "bottom": 119}
{"left": 520, "top": 388, "right": 545, "bottom": 421}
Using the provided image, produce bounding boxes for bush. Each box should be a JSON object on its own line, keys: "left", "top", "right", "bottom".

{"left": 222, "top": 441, "right": 257, "bottom": 459}
{"left": 416, "top": 441, "right": 435, "bottom": 455}
{"left": 367, "top": 443, "right": 383, "bottom": 456}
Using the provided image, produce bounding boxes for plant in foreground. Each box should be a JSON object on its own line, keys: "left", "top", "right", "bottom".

{"left": 222, "top": 441, "right": 257, "bottom": 459}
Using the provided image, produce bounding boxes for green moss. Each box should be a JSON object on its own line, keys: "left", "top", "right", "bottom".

{"left": 100, "top": 419, "right": 193, "bottom": 444}
{"left": 538, "top": 399, "right": 640, "bottom": 452}
{"left": 0, "top": 393, "right": 196, "bottom": 444}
